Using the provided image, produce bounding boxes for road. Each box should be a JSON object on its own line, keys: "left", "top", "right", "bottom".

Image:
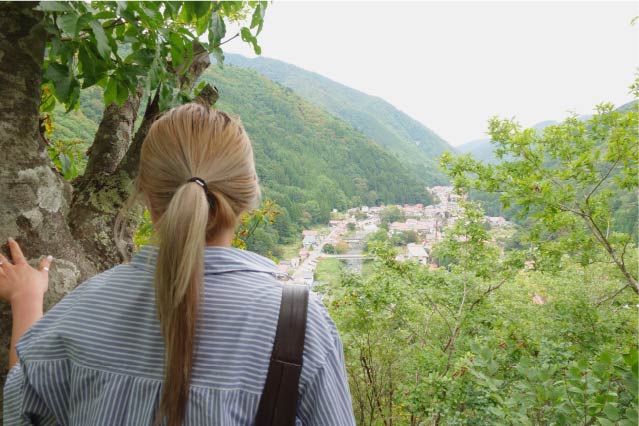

{"left": 291, "top": 227, "right": 340, "bottom": 283}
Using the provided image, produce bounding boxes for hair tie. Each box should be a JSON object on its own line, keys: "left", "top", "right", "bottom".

{"left": 187, "top": 177, "right": 208, "bottom": 192}
{"left": 187, "top": 177, "right": 216, "bottom": 209}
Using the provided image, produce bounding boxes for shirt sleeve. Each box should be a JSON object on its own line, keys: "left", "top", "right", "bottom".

{"left": 296, "top": 301, "right": 356, "bottom": 426}
{"left": 3, "top": 278, "right": 92, "bottom": 425}
{"left": 3, "top": 359, "right": 57, "bottom": 425}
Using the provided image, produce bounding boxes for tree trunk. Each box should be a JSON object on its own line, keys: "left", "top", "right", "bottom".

{"left": 67, "top": 88, "right": 144, "bottom": 270}
{"left": 0, "top": 1, "right": 97, "bottom": 411}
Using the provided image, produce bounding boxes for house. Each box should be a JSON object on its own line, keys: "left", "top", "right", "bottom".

{"left": 362, "top": 223, "right": 378, "bottom": 232}
{"left": 406, "top": 243, "right": 429, "bottom": 264}
{"left": 389, "top": 221, "right": 409, "bottom": 234}
{"left": 302, "top": 235, "right": 317, "bottom": 248}
{"left": 486, "top": 216, "right": 508, "bottom": 227}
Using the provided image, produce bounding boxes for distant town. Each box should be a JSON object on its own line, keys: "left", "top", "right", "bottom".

{"left": 276, "top": 186, "right": 512, "bottom": 286}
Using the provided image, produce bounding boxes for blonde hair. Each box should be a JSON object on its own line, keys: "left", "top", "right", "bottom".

{"left": 117, "top": 103, "right": 260, "bottom": 426}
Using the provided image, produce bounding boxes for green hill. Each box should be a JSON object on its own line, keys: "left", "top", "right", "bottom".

{"left": 201, "top": 65, "right": 432, "bottom": 226}
{"left": 225, "top": 53, "right": 454, "bottom": 185}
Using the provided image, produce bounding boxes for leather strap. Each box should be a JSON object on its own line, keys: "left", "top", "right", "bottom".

{"left": 255, "top": 284, "right": 309, "bottom": 426}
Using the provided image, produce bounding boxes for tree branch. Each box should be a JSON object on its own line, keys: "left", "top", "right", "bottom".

{"left": 584, "top": 156, "right": 621, "bottom": 206}
{"left": 594, "top": 284, "right": 631, "bottom": 307}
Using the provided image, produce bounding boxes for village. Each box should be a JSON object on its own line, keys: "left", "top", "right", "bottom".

{"left": 275, "top": 186, "right": 511, "bottom": 286}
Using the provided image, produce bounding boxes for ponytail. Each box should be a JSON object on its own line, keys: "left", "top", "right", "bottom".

{"left": 154, "top": 182, "right": 209, "bottom": 426}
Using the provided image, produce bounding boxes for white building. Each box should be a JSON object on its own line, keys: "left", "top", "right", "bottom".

{"left": 406, "top": 243, "right": 429, "bottom": 264}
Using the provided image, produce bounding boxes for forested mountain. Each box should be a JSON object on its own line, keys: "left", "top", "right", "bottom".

{"left": 225, "top": 53, "right": 454, "bottom": 184}
{"left": 51, "top": 64, "right": 433, "bottom": 249}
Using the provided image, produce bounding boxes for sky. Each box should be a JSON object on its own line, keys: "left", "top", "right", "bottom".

{"left": 223, "top": 1, "right": 638, "bottom": 147}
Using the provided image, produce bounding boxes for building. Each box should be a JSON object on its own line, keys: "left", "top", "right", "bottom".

{"left": 302, "top": 235, "right": 317, "bottom": 248}
{"left": 406, "top": 243, "right": 429, "bottom": 264}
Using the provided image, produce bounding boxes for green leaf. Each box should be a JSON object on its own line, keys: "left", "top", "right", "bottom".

{"left": 602, "top": 404, "right": 620, "bottom": 421}
{"left": 181, "top": 2, "right": 196, "bottom": 22}
{"left": 89, "top": 20, "right": 111, "bottom": 59}
{"left": 56, "top": 13, "right": 80, "bottom": 36}
{"left": 195, "top": 13, "right": 211, "bottom": 36}
{"left": 43, "top": 62, "right": 73, "bottom": 103}
{"left": 159, "top": 81, "right": 175, "bottom": 111}
{"left": 59, "top": 152, "right": 71, "bottom": 177}
{"left": 192, "top": 1, "right": 211, "bottom": 19}
{"left": 104, "top": 77, "right": 117, "bottom": 105}
{"left": 116, "top": 82, "right": 130, "bottom": 105}
{"left": 240, "top": 27, "right": 261, "bottom": 55}
{"left": 250, "top": 3, "right": 265, "bottom": 34}
{"left": 36, "top": 1, "right": 73, "bottom": 12}
{"left": 169, "top": 32, "right": 185, "bottom": 68}
{"left": 65, "top": 83, "right": 81, "bottom": 112}
{"left": 208, "top": 13, "right": 226, "bottom": 47}
{"left": 211, "top": 47, "right": 224, "bottom": 66}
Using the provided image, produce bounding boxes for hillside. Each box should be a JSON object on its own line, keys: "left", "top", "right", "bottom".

{"left": 51, "top": 65, "right": 433, "bottom": 248}
{"left": 201, "top": 65, "right": 432, "bottom": 222}
{"left": 225, "top": 53, "right": 454, "bottom": 185}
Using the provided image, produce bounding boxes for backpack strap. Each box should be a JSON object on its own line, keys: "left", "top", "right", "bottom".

{"left": 255, "top": 284, "right": 309, "bottom": 426}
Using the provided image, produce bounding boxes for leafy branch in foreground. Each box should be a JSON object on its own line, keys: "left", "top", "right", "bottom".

{"left": 37, "top": 1, "right": 267, "bottom": 112}
{"left": 441, "top": 93, "right": 638, "bottom": 295}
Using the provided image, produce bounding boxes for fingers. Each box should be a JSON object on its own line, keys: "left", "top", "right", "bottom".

{"left": 7, "top": 238, "right": 26, "bottom": 265}
{"left": 39, "top": 255, "right": 54, "bottom": 273}
{"left": 0, "top": 253, "right": 8, "bottom": 273}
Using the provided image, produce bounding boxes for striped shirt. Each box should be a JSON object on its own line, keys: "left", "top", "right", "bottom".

{"left": 3, "top": 245, "right": 356, "bottom": 425}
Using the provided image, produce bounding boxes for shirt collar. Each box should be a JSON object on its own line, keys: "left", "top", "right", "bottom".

{"left": 130, "top": 245, "right": 290, "bottom": 279}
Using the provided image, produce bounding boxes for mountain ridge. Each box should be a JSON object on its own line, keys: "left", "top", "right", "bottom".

{"left": 224, "top": 53, "right": 454, "bottom": 184}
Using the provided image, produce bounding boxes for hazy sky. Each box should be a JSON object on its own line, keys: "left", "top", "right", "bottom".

{"left": 224, "top": 1, "right": 638, "bottom": 147}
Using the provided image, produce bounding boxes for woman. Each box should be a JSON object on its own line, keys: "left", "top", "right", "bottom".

{"left": 2, "top": 103, "right": 355, "bottom": 425}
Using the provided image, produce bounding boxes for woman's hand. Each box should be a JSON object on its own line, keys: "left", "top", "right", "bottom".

{"left": 1, "top": 238, "right": 53, "bottom": 369}
{"left": 0, "top": 238, "right": 52, "bottom": 305}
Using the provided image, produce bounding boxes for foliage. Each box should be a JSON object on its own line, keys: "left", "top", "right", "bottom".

{"left": 36, "top": 1, "right": 266, "bottom": 113}
{"left": 335, "top": 241, "right": 350, "bottom": 255}
{"left": 322, "top": 243, "right": 337, "bottom": 255}
{"left": 46, "top": 137, "right": 87, "bottom": 180}
{"left": 380, "top": 206, "right": 406, "bottom": 224}
{"left": 234, "top": 200, "right": 281, "bottom": 258}
{"left": 441, "top": 98, "right": 639, "bottom": 295}
{"left": 320, "top": 203, "right": 638, "bottom": 424}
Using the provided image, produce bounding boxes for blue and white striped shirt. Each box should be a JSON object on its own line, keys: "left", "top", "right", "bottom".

{"left": 3, "top": 245, "right": 355, "bottom": 425}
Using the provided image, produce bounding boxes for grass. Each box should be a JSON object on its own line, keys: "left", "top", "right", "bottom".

{"left": 314, "top": 258, "right": 343, "bottom": 287}
{"left": 279, "top": 240, "right": 302, "bottom": 260}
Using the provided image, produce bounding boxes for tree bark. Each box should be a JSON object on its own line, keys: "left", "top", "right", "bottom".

{"left": 0, "top": 2, "right": 97, "bottom": 411}
{"left": 67, "top": 88, "right": 144, "bottom": 270}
